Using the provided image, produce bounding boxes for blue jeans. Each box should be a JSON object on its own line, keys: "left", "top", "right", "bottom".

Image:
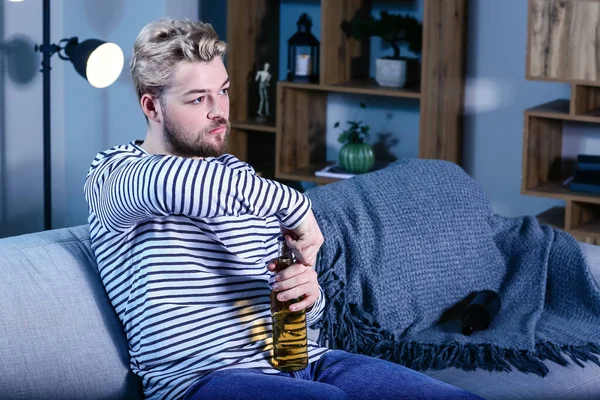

{"left": 183, "top": 350, "right": 484, "bottom": 400}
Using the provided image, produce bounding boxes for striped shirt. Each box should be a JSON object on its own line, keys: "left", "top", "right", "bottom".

{"left": 84, "top": 141, "right": 329, "bottom": 400}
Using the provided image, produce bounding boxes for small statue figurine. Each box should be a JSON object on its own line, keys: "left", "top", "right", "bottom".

{"left": 255, "top": 62, "right": 271, "bottom": 119}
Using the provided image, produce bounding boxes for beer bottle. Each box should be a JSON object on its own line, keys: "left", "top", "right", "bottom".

{"left": 270, "top": 236, "right": 309, "bottom": 371}
{"left": 462, "top": 290, "right": 501, "bottom": 336}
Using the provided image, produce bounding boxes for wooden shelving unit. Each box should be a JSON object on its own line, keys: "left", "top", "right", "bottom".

{"left": 279, "top": 80, "right": 423, "bottom": 99}
{"left": 230, "top": 120, "right": 276, "bottom": 134}
{"left": 276, "top": 162, "right": 342, "bottom": 185}
{"left": 523, "top": 0, "right": 600, "bottom": 242}
{"left": 226, "top": 0, "right": 468, "bottom": 184}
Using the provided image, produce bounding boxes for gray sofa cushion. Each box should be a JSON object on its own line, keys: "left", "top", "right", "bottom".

{"left": 0, "top": 225, "right": 142, "bottom": 400}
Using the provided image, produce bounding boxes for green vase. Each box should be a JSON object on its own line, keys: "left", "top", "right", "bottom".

{"left": 339, "top": 142, "right": 375, "bottom": 174}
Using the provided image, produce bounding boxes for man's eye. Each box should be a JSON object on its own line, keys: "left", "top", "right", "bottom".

{"left": 191, "top": 96, "right": 205, "bottom": 104}
{"left": 220, "top": 88, "right": 229, "bottom": 95}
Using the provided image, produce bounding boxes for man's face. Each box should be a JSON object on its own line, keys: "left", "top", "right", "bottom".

{"left": 159, "top": 58, "right": 231, "bottom": 158}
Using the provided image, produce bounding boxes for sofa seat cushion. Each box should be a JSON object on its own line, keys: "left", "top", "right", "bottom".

{"left": 0, "top": 225, "right": 142, "bottom": 400}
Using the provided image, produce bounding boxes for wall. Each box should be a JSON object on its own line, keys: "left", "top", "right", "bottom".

{"left": 61, "top": 0, "right": 198, "bottom": 229}
{"left": 2, "top": 0, "right": 597, "bottom": 236}
{"left": 61, "top": 0, "right": 164, "bottom": 229}
{"left": 461, "top": 0, "right": 569, "bottom": 217}
{"left": 199, "top": 0, "right": 225, "bottom": 41}
{"left": 0, "top": 0, "right": 199, "bottom": 237}
{"left": 0, "top": 0, "right": 64, "bottom": 237}
{"left": 1, "top": 0, "right": 43, "bottom": 237}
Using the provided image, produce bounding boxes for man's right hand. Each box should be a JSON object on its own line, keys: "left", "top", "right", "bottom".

{"left": 281, "top": 210, "right": 324, "bottom": 267}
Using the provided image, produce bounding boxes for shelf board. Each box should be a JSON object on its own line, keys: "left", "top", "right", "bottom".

{"left": 523, "top": 181, "right": 600, "bottom": 205}
{"left": 535, "top": 206, "right": 600, "bottom": 242}
{"left": 276, "top": 163, "right": 345, "bottom": 185}
{"left": 525, "top": 99, "right": 600, "bottom": 124}
{"left": 572, "top": 219, "right": 600, "bottom": 239}
{"left": 525, "top": 75, "right": 600, "bottom": 88}
{"left": 279, "top": 80, "right": 421, "bottom": 99}
{"left": 230, "top": 120, "right": 276, "bottom": 133}
{"left": 536, "top": 206, "right": 566, "bottom": 230}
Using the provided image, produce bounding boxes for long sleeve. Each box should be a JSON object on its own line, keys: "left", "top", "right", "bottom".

{"left": 84, "top": 151, "right": 310, "bottom": 233}
{"left": 306, "top": 286, "right": 326, "bottom": 326}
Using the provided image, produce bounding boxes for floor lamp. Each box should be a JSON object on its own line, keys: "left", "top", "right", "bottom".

{"left": 35, "top": 0, "right": 124, "bottom": 230}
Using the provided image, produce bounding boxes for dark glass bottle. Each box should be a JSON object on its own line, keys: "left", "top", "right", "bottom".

{"left": 270, "top": 236, "right": 308, "bottom": 372}
{"left": 461, "top": 290, "right": 501, "bottom": 336}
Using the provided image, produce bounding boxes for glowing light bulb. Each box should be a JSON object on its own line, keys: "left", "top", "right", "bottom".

{"left": 85, "top": 42, "right": 124, "bottom": 88}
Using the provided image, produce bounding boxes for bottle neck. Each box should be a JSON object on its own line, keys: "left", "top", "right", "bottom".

{"left": 278, "top": 238, "right": 294, "bottom": 260}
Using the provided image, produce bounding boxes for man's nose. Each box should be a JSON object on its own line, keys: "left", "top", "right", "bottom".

{"left": 208, "top": 102, "right": 225, "bottom": 119}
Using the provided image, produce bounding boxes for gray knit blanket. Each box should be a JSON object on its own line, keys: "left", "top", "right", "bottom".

{"left": 304, "top": 159, "right": 600, "bottom": 376}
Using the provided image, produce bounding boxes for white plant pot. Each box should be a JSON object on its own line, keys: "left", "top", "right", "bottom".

{"left": 375, "top": 58, "right": 407, "bottom": 88}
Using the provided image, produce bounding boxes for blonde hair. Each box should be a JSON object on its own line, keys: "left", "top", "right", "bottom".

{"left": 130, "top": 18, "right": 227, "bottom": 102}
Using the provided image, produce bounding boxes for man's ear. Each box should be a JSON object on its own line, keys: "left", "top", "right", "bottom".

{"left": 140, "top": 94, "right": 162, "bottom": 123}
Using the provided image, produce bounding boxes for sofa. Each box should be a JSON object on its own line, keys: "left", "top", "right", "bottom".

{"left": 1, "top": 224, "right": 600, "bottom": 400}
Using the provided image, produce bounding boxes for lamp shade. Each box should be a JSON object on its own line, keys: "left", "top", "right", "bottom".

{"left": 65, "top": 38, "right": 124, "bottom": 88}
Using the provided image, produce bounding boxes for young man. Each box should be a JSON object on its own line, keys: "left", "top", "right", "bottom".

{"left": 84, "top": 18, "right": 483, "bottom": 400}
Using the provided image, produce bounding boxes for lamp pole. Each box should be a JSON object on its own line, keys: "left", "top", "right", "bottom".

{"left": 36, "top": 0, "right": 70, "bottom": 230}
{"left": 35, "top": 1, "right": 124, "bottom": 231}
{"left": 41, "top": 0, "right": 52, "bottom": 230}
{"left": 0, "top": 0, "right": 5, "bottom": 237}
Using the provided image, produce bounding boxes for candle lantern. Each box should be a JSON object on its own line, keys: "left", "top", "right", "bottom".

{"left": 287, "top": 13, "right": 320, "bottom": 83}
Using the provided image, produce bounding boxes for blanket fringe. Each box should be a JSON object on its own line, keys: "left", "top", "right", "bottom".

{"left": 313, "top": 272, "right": 600, "bottom": 377}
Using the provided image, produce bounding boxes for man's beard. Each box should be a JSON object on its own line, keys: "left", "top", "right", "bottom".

{"left": 162, "top": 113, "right": 230, "bottom": 158}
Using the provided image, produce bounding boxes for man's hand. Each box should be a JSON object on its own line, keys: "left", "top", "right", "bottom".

{"left": 267, "top": 261, "right": 320, "bottom": 312}
{"left": 282, "top": 210, "right": 324, "bottom": 267}
{"left": 267, "top": 210, "right": 323, "bottom": 312}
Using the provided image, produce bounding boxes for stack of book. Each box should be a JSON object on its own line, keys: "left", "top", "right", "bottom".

{"left": 569, "top": 155, "right": 600, "bottom": 195}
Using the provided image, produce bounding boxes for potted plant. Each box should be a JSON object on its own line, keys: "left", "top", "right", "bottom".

{"left": 341, "top": 10, "right": 422, "bottom": 88}
{"left": 334, "top": 103, "right": 375, "bottom": 174}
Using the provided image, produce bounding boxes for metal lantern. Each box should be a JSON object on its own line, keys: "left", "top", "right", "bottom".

{"left": 287, "top": 13, "right": 320, "bottom": 83}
